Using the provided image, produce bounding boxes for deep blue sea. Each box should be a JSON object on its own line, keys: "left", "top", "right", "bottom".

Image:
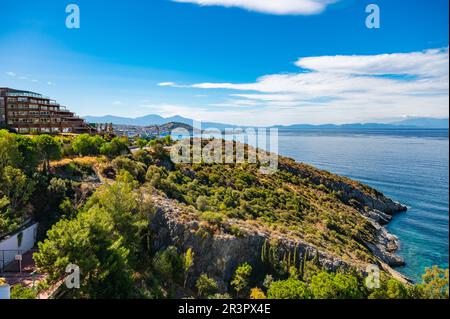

{"left": 276, "top": 128, "right": 449, "bottom": 282}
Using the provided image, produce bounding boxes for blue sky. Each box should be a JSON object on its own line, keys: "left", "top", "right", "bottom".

{"left": 0, "top": 0, "right": 448, "bottom": 125}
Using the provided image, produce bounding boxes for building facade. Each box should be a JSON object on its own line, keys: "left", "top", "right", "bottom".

{"left": 0, "top": 88, "right": 94, "bottom": 134}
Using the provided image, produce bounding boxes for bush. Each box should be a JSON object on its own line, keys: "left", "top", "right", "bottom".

{"left": 152, "top": 246, "right": 184, "bottom": 286}
{"left": 196, "top": 196, "right": 208, "bottom": 212}
{"left": 100, "top": 137, "right": 129, "bottom": 158}
{"left": 267, "top": 279, "right": 311, "bottom": 299}
{"left": 200, "top": 211, "right": 223, "bottom": 226}
{"left": 196, "top": 274, "right": 218, "bottom": 298}
{"left": 420, "top": 266, "right": 449, "bottom": 299}
{"left": 231, "top": 263, "right": 252, "bottom": 298}
{"left": 133, "top": 149, "right": 154, "bottom": 166}
{"left": 250, "top": 287, "right": 267, "bottom": 299}
{"left": 310, "top": 271, "right": 364, "bottom": 299}
{"left": 10, "top": 285, "right": 37, "bottom": 299}
{"left": 112, "top": 156, "right": 146, "bottom": 183}
{"left": 72, "top": 134, "right": 105, "bottom": 156}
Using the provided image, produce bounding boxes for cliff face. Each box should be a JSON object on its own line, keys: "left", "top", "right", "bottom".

{"left": 278, "top": 160, "right": 408, "bottom": 267}
{"left": 148, "top": 153, "right": 410, "bottom": 287}
{"left": 279, "top": 160, "right": 407, "bottom": 215}
{"left": 150, "top": 193, "right": 351, "bottom": 289}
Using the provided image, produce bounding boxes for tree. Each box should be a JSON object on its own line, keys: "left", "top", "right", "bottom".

{"left": 196, "top": 274, "right": 218, "bottom": 298}
{"left": 267, "top": 278, "right": 311, "bottom": 299}
{"left": 183, "top": 248, "right": 195, "bottom": 287}
{"left": 34, "top": 175, "right": 155, "bottom": 298}
{"left": 152, "top": 246, "right": 184, "bottom": 286}
{"left": 0, "top": 130, "right": 22, "bottom": 172}
{"left": 136, "top": 138, "right": 148, "bottom": 150}
{"left": 385, "top": 279, "right": 410, "bottom": 299}
{"left": 84, "top": 177, "right": 151, "bottom": 263}
{"left": 16, "top": 135, "right": 40, "bottom": 173}
{"left": 111, "top": 156, "right": 146, "bottom": 183}
{"left": 35, "top": 135, "right": 62, "bottom": 172}
{"left": 250, "top": 287, "right": 267, "bottom": 299}
{"left": 1, "top": 166, "right": 34, "bottom": 213}
{"left": 420, "top": 266, "right": 449, "bottom": 299}
{"left": 231, "top": 262, "right": 252, "bottom": 298}
{"left": 196, "top": 196, "right": 208, "bottom": 212}
{"left": 133, "top": 149, "right": 153, "bottom": 166}
{"left": 100, "top": 137, "right": 129, "bottom": 158}
{"left": 72, "top": 134, "right": 105, "bottom": 156}
{"left": 368, "top": 278, "right": 410, "bottom": 299}
{"left": 10, "top": 285, "right": 37, "bottom": 299}
{"left": 310, "top": 271, "right": 364, "bottom": 299}
{"left": 34, "top": 206, "right": 135, "bottom": 298}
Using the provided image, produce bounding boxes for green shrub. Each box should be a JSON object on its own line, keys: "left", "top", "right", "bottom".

{"left": 11, "top": 285, "right": 37, "bottom": 299}
{"left": 200, "top": 211, "right": 223, "bottom": 226}
{"left": 196, "top": 274, "right": 218, "bottom": 298}
{"left": 267, "top": 279, "right": 311, "bottom": 299}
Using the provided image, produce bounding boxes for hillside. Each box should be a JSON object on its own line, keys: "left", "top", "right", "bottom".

{"left": 143, "top": 149, "right": 408, "bottom": 283}
{"left": 2, "top": 131, "right": 442, "bottom": 299}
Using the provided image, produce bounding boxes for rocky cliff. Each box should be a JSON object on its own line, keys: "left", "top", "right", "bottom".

{"left": 148, "top": 154, "right": 410, "bottom": 288}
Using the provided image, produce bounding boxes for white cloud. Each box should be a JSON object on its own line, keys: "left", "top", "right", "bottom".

{"left": 295, "top": 48, "right": 449, "bottom": 77}
{"left": 6, "top": 72, "right": 16, "bottom": 77}
{"left": 172, "top": 0, "right": 337, "bottom": 15}
{"left": 158, "top": 82, "right": 177, "bottom": 87}
{"left": 161, "top": 48, "right": 449, "bottom": 125}
{"left": 112, "top": 101, "right": 123, "bottom": 105}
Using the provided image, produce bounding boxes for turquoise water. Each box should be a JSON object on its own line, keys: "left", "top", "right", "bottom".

{"left": 276, "top": 129, "right": 449, "bottom": 282}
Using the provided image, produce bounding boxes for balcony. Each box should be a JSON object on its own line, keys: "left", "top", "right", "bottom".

{"left": 5, "top": 92, "right": 46, "bottom": 99}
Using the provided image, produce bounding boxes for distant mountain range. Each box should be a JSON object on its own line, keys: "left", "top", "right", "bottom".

{"left": 84, "top": 115, "right": 449, "bottom": 130}
{"left": 84, "top": 114, "right": 239, "bottom": 130}
{"left": 273, "top": 118, "right": 449, "bottom": 129}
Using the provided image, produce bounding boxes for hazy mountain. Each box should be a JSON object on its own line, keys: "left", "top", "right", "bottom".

{"left": 391, "top": 118, "right": 449, "bottom": 129}
{"left": 85, "top": 114, "right": 449, "bottom": 130}
{"left": 272, "top": 123, "right": 415, "bottom": 129}
{"left": 84, "top": 114, "right": 238, "bottom": 130}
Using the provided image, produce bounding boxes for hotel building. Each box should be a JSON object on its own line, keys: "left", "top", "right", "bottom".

{"left": 0, "top": 88, "right": 94, "bottom": 134}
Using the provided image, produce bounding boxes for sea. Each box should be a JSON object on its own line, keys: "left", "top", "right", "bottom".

{"left": 276, "top": 128, "right": 449, "bottom": 282}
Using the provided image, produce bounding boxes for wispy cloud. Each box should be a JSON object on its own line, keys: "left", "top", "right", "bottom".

{"left": 158, "top": 82, "right": 178, "bottom": 87}
{"left": 161, "top": 48, "right": 449, "bottom": 125}
{"left": 5, "top": 71, "right": 54, "bottom": 86}
{"left": 112, "top": 101, "right": 123, "bottom": 105}
{"left": 172, "top": 0, "right": 337, "bottom": 15}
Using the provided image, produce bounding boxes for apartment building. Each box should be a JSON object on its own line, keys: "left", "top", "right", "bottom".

{"left": 0, "top": 88, "right": 95, "bottom": 134}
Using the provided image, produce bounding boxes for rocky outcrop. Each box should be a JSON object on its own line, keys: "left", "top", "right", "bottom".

{"left": 367, "top": 222, "right": 405, "bottom": 267}
{"left": 149, "top": 190, "right": 409, "bottom": 289}
{"left": 150, "top": 193, "right": 354, "bottom": 289}
{"left": 279, "top": 161, "right": 407, "bottom": 215}
{"left": 278, "top": 160, "right": 408, "bottom": 269}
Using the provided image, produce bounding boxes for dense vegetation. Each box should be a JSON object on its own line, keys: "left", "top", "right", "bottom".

{"left": 0, "top": 131, "right": 131, "bottom": 236}
{"left": 1, "top": 131, "right": 448, "bottom": 299}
